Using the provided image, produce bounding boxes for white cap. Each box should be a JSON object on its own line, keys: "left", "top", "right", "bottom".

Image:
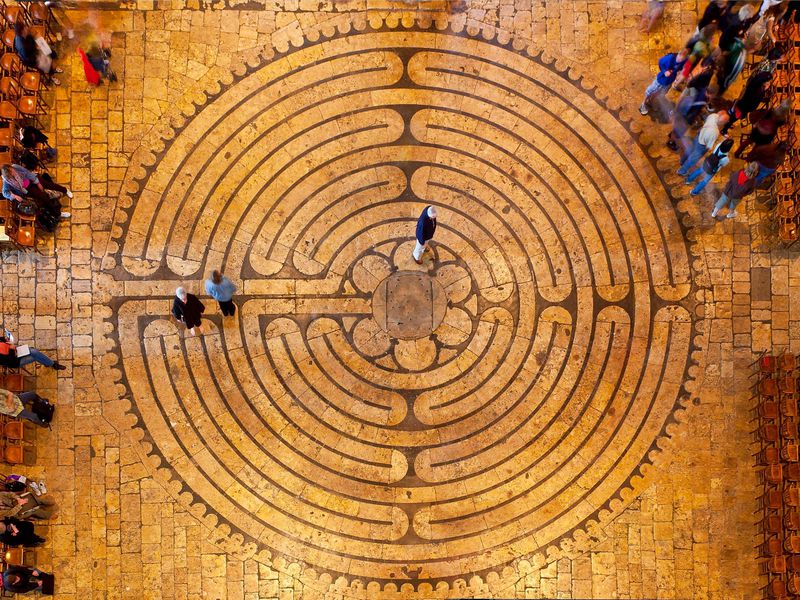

{"left": 427, "top": 206, "right": 438, "bottom": 219}
{"left": 176, "top": 287, "right": 186, "bottom": 299}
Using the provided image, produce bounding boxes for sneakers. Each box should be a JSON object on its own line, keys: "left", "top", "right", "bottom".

{"left": 412, "top": 254, "right": 423, "bottom": 265}
{"left": 666, "top": 139, "right": 678, "bottom": 151}
{"left": 52, "top": 362, "right": 66, "bottom": 371}
{"left": 54, "top": 67, "right": 64, "bottom": 74}
{"left": 639, "top": 102, "right": 649, "bottom": 115}
{"left": 66, "top": 189, "right": 73, "bottom": 199}
{"left": 726, "top": 210, "right": 738, "bottom": 219}
{"left": 60, "top": 212, "right": 71, "bottom": 219}
{"left": 711, "top": 206, "right": 719, "bottom": 218}
{"left": 690, "top": 189, "right": 700, "bottom": 196}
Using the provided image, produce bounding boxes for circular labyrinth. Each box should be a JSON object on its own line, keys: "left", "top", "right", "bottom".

{"left": 107, "top": 20, "right": 699, "bottom": 588}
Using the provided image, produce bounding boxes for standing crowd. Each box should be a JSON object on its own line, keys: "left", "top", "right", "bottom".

{"left": 641, "top": 0, "right": 797, "bottom": 220}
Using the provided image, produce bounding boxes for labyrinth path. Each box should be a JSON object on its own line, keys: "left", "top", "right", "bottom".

{"left": 105, "top": 22, "right": 699, "bottom": 587}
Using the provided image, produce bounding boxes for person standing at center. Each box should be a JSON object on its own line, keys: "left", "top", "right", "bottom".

{"left": 413, "top": 205, "right": 438, "bottom": 265}
{"left": 205, "top": 270, "right": 237, "bottom": 317}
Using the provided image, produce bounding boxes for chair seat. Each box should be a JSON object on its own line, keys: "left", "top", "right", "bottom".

{"left": 0, "top": 53, "right": 20, "bottom": 76}
{"left": 1, "top": 29, "right": 14, "bottom": 49}
{"left": 19, "top": 71, "right": 40, "bottom": 92}
{"left": 29, "top": 2, "right": 49, "bottom": 21}
{"left": 4, "top": 6, "right": 23, "bottom": 25}
{"left": 0, "top": 101, "right": 18, "bottom": 120}
{"left": 17, "top": 96, "right": 38, "bottom": 115}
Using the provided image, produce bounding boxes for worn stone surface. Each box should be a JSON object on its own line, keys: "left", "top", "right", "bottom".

{"left": 0, "top": 1, "right": 776, "bottom": 598}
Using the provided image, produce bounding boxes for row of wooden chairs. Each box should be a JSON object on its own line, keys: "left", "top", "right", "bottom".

{"left": 768, "top": 21, "right": 800, "bottom": 247}
{"left": 755, "top": 351, "right": 800, "bottom": 599}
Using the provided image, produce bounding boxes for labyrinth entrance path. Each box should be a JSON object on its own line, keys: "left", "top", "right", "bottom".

{"left": 9, "top": 2, "right": 781, "bottom": 599}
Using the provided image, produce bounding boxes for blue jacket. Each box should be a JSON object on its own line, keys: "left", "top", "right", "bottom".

{"left": 205, "top": 277, "right": 236, "bottom": 302}
{"left": 1, "top": 165, "right": 38, "bottom": 201}
{"left": 656, "top": 52, "right": 687, "bottom": 86}
{"left": 415, "top": 206, "right": 436, "bottom": 244}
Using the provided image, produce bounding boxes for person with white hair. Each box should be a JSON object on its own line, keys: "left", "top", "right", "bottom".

{"left": 171, "top": 287, "right": 205, "bottom": 336}
{"left": 413, "top": 205, "right": 438, "bottom": 265}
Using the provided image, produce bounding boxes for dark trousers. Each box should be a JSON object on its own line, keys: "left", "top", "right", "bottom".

{"left": 219, "top": 300, "right": 236, "bottom": 316}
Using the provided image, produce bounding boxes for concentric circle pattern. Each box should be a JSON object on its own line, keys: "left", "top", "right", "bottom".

{"left": 108, "top": 23, "right": 698, "bottom": 585}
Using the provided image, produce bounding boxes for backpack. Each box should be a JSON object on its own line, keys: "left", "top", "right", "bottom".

{"left": 31, "top": 397, "right": 54, "bottom": 424}
{"left": 703, "top": 152, "right": 722, "bottom": 174}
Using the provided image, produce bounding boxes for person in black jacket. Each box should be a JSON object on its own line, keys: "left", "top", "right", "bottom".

{"left": 0, "top": 517, "right": 45, "bottom": 547}
{"left": 2, "top": 565, "right": 53, "bottom": 595}
{"left": 172, "top": 287, "right": 205, "bottom": 336}
{"left": 412, "top": 205, "right": 438, "bottom": 265}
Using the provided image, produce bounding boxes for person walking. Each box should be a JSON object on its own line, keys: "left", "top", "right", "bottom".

{"left": 172, "top": 287, "right": 205, "bottom": 336}
{"left": 413, "top": 205, "right": 438, "bottom": 265}
{"left": 205, "top": 270, "right": 236, "bottom": 317}
{"left": 640, "top": 48, "right": 689, "bottom": 115}
{"left": 678, "top": 110, "right": 729, "bottom": 176}
{"left": 685, "top": 138, "right": 734, "bottom": 195}
{"left": 711, "top": 162, "right": 759, "bottom": 219}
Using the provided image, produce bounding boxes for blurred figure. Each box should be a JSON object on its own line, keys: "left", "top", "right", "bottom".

{"left": 640, "top": 0, "right": 665, "bottom": 32}
{"left": 678, "top": 111, "right": 730, "bottom": 176}
{"left": 685, "top": 138, "right": 734, "bottom": 195}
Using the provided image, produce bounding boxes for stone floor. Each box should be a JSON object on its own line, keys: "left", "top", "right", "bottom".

{"left": 0, "top": 0, "right": 787, "bottom": 598}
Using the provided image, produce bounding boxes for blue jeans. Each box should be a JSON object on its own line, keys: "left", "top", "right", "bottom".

{"left": 686, "top": 167, "right": 715, "bottom": 194}
{"left": 678, "top": 139, "right": 708, "bottom": 174}
{"left": 756, "top": 166, "right": 776, "bottom": 184}
{"left": 18, "top": 349, "right": 54, "bottom": 368}
{"left": 714, "top": 192, "right": 742, "bottom": 213}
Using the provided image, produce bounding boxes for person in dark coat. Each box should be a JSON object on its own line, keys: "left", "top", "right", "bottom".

{"left": 0, "top": 517, "right": 45, "bottom": 547}
{"left": 2, "top": 565, "right": 54, "bottom": 595}
{"left": 721, "top": 70, "right": 771, "bottom": 134}
{"left": 746, "top": 140, "right": 787, "bottom": 184}
{"left": 172, "top": 287, "right": 205, "bottom": 336}
{"left": 413, "top": 205, "right": 438, "bottom": 264}
{"left": 711, "top": 162, "right": 759, "bottom": 220}
{"left": 734, "top": 100, "right": 791, "bottom": 157}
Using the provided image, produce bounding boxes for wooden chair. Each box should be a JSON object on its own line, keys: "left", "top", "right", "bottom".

{"left": 758, "top": 401, "right": 780, "bottom": 421}
{"left": 787, "top": 487, "right": 800, "bottom": 508}
{"left": 2, "top": 442, "right": 22, "bottom": 465}
{"left": 761, "top": 535, "right": 783, "bottom": 557}
{"left": 761, "top": 423, "right": 780, "bottom": 443}
{"left": 752, "top": 352, "right": 777, "bottom": 377}
{"left": 1, "top": 30, "right": 14, "bottom": 52}
{"left": 786, "top": 535, "right": 800, "bottom": 554}
{"left": 758, "top": 445, "right": 782, "bottom": 465}
{"left": 12, "top": 214, "right": 34, "bottom": 251}
{"left": 761, "top": 463, "right": 784, "bottom": 485}
{"left": 759, "top": 488, "right": 784, "bottom": 511}
{"left": 788, "top": 463, "right": 800, "bottom": 482}
{"left": 781, "top": 397, "right": 799, "bottom": 418}
{"left": 764, "top": 578, "right": 788, "bottom": 600}
{"left": 19, "top": 69, "right": 44, "bottom": 93}
{"left": 762, "top": 555, "right": 788, "bottom": 575}
{"left": 784, "top": 443, "right": 800, "bottom": 462}
{"left": 783, "top": 418, "right": 799, "bottom": 441}
{"left": 4, "top": 420, "right": 23, "bottom": 441}
{"left": 0, "top": 100, "right": 18, "bottom": 123}
{"left": 758, "top": 378, "right": 780, "bottom": 399}
{"left": 789, "top": 574, "right": 800, "bottom": 595}
{"left": 0, "top": 53, "right": 21, "bottom": 78}
{"left": 786, "top": 509, "right": 800, "bottom": 531}
{"left": 780, "top": 376, "right": 798, "bottom": 398}
{"left": 761, "top": 512, "right": 783, "bottom": 534}
{"left": 780, "top": 352, "right": 798, "bottom": 374}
